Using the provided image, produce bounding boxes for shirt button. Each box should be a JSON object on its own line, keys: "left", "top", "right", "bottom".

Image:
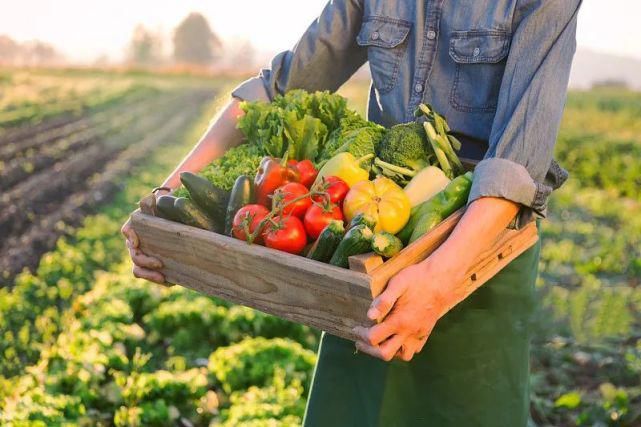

{"left": 414, "top": 83, "right": 424, "bottom": 93}
{"left": 473, "top": 47, "right": 481, "bottom": 57}
{"left": 427, "top": 30, "right": 436, "bottom": 40}
{"left": 371, "top": 31, "right": 380, "bottom": 40}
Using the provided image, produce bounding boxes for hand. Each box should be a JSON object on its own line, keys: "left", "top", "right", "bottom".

{"left": 353, "top": 257, "right": 461, "bottom": 362}
{"left": 121, "top": 212, "right": 166, "bottom": 284}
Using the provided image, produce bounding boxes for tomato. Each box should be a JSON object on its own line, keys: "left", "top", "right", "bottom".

{"left": 263, "top": 216, "right": 308, "bottom": 254}
{"left": 295, "top": 160, "right": 319, "bottom": 188}
{"left": 232, "top": 204, "right": 270, "bottom": 243}
{"left": 343, "top": 177, "right": 410, "bottom": 234}
{"left": 313, "top": 176, "right": 350, "bottom": 205}
{"left": 303, "top": 203, "right": 344, "bottom": 240}
{"left": 273, "top": 182, "right": 312, "bottom": 218}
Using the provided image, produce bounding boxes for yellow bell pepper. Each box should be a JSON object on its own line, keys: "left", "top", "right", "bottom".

{"left": 314, "top": 153, "right": 373, "bottom": 188}
{"left": 343, "top": 177, "right": 410, "bottom": 234}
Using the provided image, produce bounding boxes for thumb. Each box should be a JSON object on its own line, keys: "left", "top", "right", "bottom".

{"left": 368, "top": 278, "right": 405, "bottom": 322}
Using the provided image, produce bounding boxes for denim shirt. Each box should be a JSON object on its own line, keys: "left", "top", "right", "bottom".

{"left": 232, "top": 0, "right": 582, "bottom": 227}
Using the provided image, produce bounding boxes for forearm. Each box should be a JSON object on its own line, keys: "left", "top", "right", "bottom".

{"left": 422, "top": 196, "right": 520, "bottom": 307}
{"left": 160, "top": 98, "right": 245, "bottom": 190}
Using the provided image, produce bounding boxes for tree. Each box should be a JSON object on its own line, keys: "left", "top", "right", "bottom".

{"left": 173, "top": 13, "right": 221, "bottom": 66}
{"left": 0, "top": 35, "right": 20, "bottom": 64}
{"left": 127, "top": 25, "right": 163, "bottom": 66}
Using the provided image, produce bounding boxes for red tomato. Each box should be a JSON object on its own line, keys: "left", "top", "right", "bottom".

{"left": 273, "top": 182, "right": 312, "bottom": 218}
{"left": 295, "top": 160, "right": 319, "bottom": 188}
{"left": 288, "top": 160, "right": 318, "bottom": 188}
{"left": 232, "top": 204, "right": 269, "bottom": 243}
{"left": 304, "top": 203, "right": 344, "bottom": 240}
{"left": 313, "top": 176, "right": 350, "bottom": 205}
{"left": 263, "top": 216, "right": 307, "bottom": 254}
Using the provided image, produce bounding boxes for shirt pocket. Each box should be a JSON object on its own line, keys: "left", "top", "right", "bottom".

{"left": 449, "top": 30, "right": 511, "bottom": 113}
{"left": 357, "top": 17, "right": 411, "bottom": 95}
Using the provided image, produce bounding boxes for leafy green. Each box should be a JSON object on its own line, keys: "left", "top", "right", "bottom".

{"left": 176, "top": 144, "right": 265, "bottom": 195}
{"left": 317, "top": 111, "right": 385, "bottom": 165}
{"left": 237, "top": 90, "right": 348, "bottom": 162}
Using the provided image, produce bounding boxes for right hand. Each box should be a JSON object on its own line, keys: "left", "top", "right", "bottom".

{"left": 121, "top": 216, "right": 166, "bottom": 284}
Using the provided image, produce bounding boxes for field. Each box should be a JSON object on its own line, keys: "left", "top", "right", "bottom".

{"left": 0, "top": 69, "right": 639, "bottom": 426}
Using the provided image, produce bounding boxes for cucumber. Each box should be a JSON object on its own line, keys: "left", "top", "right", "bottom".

{"left": 348, "top": 213, "right": 377, "bottom": 230}
{"left": 225, "top": 175, "right": 254, "bottom": 235}
{"left": 173, "top": 197, "right": 219, "bottom": 231}
{"left": 329, "top": 225, "right": 374, "bottom": 268}
{"left": 371, "top": 232, "right": 403, "bottom": 258}
{"left": 156, "top": 195, "right": 181, "bottom": 222}
{"left": 408, "top": 211, "right": 442, "bottom": 244}
{"left": 180, "top": 172, "right": 229, "bottom": 227}
{"left": 307, "top": 220, "right": 345, "bottom": 263}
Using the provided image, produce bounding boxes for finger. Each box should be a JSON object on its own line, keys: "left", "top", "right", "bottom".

{"left": 355, "top": 334, "right": 407, "bottom": 362}
{"left": 129, "top": 246, "right": 163, "bottom": 269}
{"left": 353, "top": 316, "right": 399, "bottom": 346}
{"left": 416, "top": 334, "right": 430, "bottom": 354}
{"left": 121, "top": 221, "right": 139, "bottom": 248}
{"left": 395, "top": 337, "right": 421, "bottom": 362}
{"left": 132, "top": 265, "right": 166, "bottom": 284}
{"left": 368, "top": 278, "right": 406, "bottom": 322}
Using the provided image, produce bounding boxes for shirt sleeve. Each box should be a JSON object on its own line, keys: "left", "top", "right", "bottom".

{"left": 231, "top": 0, "right": 367, "bottom": 103}
{"left": 467, "top": 0, "right": 582, "bottom": 228}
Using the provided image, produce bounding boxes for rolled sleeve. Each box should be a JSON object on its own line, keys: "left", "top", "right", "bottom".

{"left": 468, "top": 0, "right": 581, "bottom": 228}
{"left": 232, "top": 0, "right": 367, "bottom": 103}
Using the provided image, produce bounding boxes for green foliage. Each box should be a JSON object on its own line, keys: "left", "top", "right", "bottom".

{"left": 208, "top": 337, "right": 316, "bottom": 394}
{"left": 238, "top": 89, "right": 350, "bottom": 162}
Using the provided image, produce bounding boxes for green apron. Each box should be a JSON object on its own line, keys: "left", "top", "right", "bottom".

{"left": 303, "top": 232, "right": 541, "bottom": 427}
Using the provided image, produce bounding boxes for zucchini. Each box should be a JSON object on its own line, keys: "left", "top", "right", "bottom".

{"left": 329, "top": 225, "right": 374, "bottom": 268}
{"left": 307, "top": 220, "right": 345, "bottom": 263}
{"left": 173, "top": 197, "right": 219, "bottom": 231}
{"left": 180, "top": 172, "right": 229, "bottom": 227}
{"left": 371, "top": 232, "right": 403, "bottom": 258}
{"left": 156, "top": 195, "right": 181, "bottom": 222}
{"left": 348, "top": 213, "right": 377, "bottom": 230}
{"left": 225, "top": 175, "right": 254, "bottom": 235}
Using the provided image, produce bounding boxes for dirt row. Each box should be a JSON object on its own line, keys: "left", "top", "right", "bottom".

{"left": 0, "top": 91, "right": 181, "bottom": 192}
{"left": 0, "top": 89, "right": 213, "bottom": 282}
{"left": 0, "top": 88, "right": 155, "bottom": 162}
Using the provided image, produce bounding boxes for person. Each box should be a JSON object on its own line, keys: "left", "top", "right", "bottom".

{"left": 122, "top": 0, "right": 582, "bottom": 425}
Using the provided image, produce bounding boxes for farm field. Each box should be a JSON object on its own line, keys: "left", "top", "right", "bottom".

{"left": 0, "top": 69, "right": 640, "bottom": 426}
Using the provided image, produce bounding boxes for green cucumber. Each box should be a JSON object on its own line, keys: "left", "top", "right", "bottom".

{"left": 329, "top": 225, "right": 374, "bottom": 268}
{"left": 307, "top": 220, "right": 345, "bottom": 263}
{"left": 180, "top": 171, "right": 229, "bottom": 227}
{"left": 371, "top": 232, "right": 403, "bottom": 258}
{"left": 348, "top": 213, "right": 377, "bottom": 230}
{"left": 156, "top": 195, "right": 181, "bottom": 222}
{"left": 173, "top": 197, "right": 219, "bottom": 231}
{"left": 408, "top": 211, "right": 443, "bottom": 244}
{"left": 225, "top": 175, "right": 254, "bottom": 235}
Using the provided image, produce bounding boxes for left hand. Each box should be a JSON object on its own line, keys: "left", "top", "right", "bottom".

{"left": 353, "top": 256, "right": 462, "bottom": 362}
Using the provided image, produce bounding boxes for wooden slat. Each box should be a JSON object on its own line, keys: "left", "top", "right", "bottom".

{"left": 131, "top": 211, "right": 374, "bottom": 342}
{"left": 348, "top": 253, "right": 384, "bottom": 274}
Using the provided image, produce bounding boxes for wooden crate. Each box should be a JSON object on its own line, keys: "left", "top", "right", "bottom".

{"left": 131, "top": 203, "right": 538, "bottom": 342}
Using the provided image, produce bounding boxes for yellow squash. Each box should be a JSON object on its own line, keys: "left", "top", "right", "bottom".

{"left": 343, "top": 177, "right": 411, "bottom": 234}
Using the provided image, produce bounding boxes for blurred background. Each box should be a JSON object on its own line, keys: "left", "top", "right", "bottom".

{"left": 0, "top": 1, "right": 640, "bottom": 426}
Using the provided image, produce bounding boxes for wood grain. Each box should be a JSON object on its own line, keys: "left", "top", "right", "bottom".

{"left": 348, "top": 252, "right": 384, "bottom": 274}
{"left": 132, "top": 211, "right": 374, "bottom": 342}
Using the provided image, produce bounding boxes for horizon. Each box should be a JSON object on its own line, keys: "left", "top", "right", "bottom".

{"left": 1, "top": 0, "right": 640, "bottom": 64}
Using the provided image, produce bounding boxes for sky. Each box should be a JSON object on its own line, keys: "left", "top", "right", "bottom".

{"left": 1, "top": 0, "right": 640, "bottom": 63}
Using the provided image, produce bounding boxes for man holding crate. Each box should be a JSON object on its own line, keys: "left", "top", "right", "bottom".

{"left": 123, "top": 0, "right": 582, "bottom": 425}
